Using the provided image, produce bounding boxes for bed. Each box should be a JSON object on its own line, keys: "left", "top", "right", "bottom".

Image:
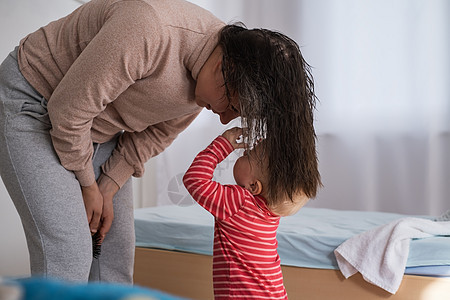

{"left": 133, "top": 205, "right": 450, "bottom": 300}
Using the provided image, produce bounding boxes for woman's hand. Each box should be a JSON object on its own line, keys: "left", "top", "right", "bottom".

{"left": 222, "top": 127, "right": 245, "bottom": 149}
{"left": 81, "top": 182, "right": 104, "bottom": 235}
{"left": 96, "top": 174, "right": 119, "bottom": 243}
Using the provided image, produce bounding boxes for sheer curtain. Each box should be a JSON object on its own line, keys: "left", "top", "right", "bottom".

{"left": 299, "top": 0, "right": 449, "bottom": 215}
{"left": 134, "top": 0, "right": 449, "bottom": 216}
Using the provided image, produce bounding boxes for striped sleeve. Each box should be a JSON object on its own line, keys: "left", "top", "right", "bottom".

{"left": 183, "top": 136, "right": 246, "bottom": 220}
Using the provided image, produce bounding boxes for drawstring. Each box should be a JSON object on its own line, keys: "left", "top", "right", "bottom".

{"left": 92, "top": 143, "right": 100, "bottom": 161}
{"left": 40, "top": 97, "right": 47, "bottom": 109}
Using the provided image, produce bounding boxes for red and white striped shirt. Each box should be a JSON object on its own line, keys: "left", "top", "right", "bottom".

{"left": 183, "top": 136, "right": 288, "bottom": 300}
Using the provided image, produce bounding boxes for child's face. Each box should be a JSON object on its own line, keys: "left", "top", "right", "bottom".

{"left": 233, "top": 151, "right": 254, "bottom": 190}
{"left": 233, "top": 149, "right": 261, "bottom": 191}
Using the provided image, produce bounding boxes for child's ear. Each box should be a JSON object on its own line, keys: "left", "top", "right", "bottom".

{"left": 249, "top": 180, "right": 263, "bottom": 195}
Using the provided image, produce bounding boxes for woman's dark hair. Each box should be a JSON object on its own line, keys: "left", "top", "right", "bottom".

{"left": 218, "top": 23, "right": 322, "bottom": 204}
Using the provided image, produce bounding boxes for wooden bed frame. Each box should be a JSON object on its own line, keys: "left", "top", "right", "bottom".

{"left": 134, "top": 247, "right": 450, "bottom": 300}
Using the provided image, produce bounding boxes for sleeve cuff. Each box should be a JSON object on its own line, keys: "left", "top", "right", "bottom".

{"left": 101, "top": 150, "right": 135, "bottom": 188}
{"left": 212, "top": 136, "right": 235, "bottom": 159}
{"left": 216, "top": 136, "right": 234, "bottom": 152}
{"left": 74, "top": 163, "right": 96, "bottom": 187}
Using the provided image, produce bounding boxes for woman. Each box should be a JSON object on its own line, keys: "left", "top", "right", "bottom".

{"left": 0, "top": 0, "right": 321, "bottom": 283}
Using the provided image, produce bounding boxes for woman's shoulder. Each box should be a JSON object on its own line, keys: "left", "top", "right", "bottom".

{"left": 124, "top": 0, "right": 224, "bottom": 30}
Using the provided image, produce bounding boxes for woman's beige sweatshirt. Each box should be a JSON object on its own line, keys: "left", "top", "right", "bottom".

{"left": 17, "top": 0, "right": 225, "bottom": 187}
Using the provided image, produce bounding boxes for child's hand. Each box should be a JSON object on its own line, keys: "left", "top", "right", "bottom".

{"left": 222, "top": 127, "right": 245, "bottom": 149}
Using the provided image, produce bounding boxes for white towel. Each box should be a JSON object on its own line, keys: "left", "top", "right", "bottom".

{"left": 334, "top": 217, "right": 450, "bottom": 294}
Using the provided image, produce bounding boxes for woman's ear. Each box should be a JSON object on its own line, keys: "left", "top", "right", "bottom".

{"left": 213, "top": 47, "right": 223, "bottom": 73}
{"left": 249, "top": 180, "right": 263, "bottom": 195}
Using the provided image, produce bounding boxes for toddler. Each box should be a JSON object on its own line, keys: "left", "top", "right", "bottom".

{"left": 183, "top": 127, "right": 308, "bottom": 299}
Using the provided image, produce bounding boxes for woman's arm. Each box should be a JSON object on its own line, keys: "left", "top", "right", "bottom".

{"left": 47, "top": 1, "right": 162, "bottom": 187}
{"left": 103, "top": 111, "right": 201, "bottom": 188}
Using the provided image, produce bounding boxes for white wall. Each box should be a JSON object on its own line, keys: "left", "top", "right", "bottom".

{"left": 0, "top": 0, "right": 80, "bottom": 278}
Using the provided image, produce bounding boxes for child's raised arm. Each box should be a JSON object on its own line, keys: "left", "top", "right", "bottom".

{"left": 183, "top": 130, "right": 247, "bottom": 220}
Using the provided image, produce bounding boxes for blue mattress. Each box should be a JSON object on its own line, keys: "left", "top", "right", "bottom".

{"left": 134, "top": 205, "right": 450, "bottom": 277}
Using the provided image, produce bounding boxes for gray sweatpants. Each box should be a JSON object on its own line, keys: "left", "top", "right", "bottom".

{"left": 0, "top": 48, "right": 135, "bottom": 283}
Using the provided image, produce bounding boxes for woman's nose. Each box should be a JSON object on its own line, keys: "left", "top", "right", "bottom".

{"left": 197, "top": 100, "right": 210, "bottom": 110}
